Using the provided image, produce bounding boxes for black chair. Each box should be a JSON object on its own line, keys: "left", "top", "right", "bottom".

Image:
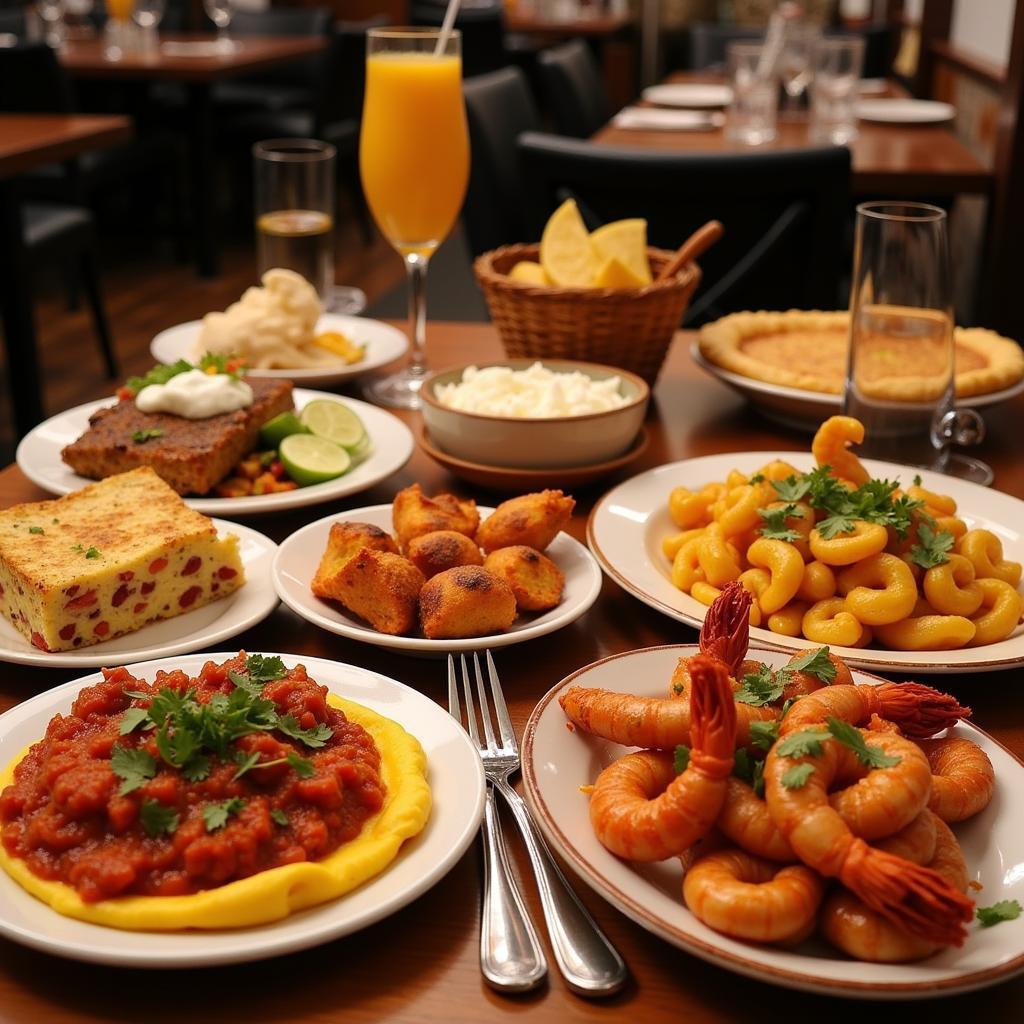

{"left": 0, "top": 7, "right": 25, "bottom": 35}
{"left": 536, "top": 39, "right": 608, "bottom": 139}
{"left": 518, "top": 132, "right": 851, "bottom": 323}
{"left": 410, "top": 0, "right": 507, "bottom": 79}
{"left": 462, "top": 66, "right": 541, "bottom": 257}
{"left": 684, "top": 23, "right": 763, "bottom": 70}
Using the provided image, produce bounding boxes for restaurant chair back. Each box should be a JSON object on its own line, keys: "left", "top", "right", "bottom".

{"left": 410, "top": 0, "right": 507, "bottom": 79}
{"left": 684, "top": 22, "right": 763, "bottom": 71}
{"left": 518, "top": 132, "right": 851, "bottom": 323}
{"left": 0, "top": 42, "right": 75, "bottom": 114}
{"left": 0, "top": 7, "right": 26, "bottom": 36}
{"left": 536, "top": 39, "right": 608, "bottom": 138}
{"left": 463, "top": 66, "right": 541, "bottom": 257}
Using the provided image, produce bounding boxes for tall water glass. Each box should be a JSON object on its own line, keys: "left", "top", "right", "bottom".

{"left": 359, "top": 27, "right": 469, "bottom": 408}
{"left": 726, "top": 42, "right": 777, "bottom": 145}
{"left": 131, "top": 0, "right": 163, "bottom": 52}
{"left": 809, "top": 36, "right": 864, "bottom": 145}
{"left": 203, "top": 0, "right": 233, "bottom": 51}
{"left": 843, "top": 202, "right": 989, "bottom": 483}
{"left": 778, "top": 22, "right": 819, "bottom": 116}
{"left": 254, "top": 139, "right": 336, "bottom": 299}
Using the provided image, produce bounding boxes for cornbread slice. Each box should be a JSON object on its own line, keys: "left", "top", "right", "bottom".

{"left": 0, "top": 468, "right": 245, "bottom": 652}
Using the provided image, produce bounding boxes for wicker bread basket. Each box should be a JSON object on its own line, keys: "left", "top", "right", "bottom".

{"left": 474, "top": 245, "right": 702, "bottom": 385}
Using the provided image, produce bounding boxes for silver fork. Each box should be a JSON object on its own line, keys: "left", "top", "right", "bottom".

{"left": 451, "top": 652, "right": 629, "bottom": 998}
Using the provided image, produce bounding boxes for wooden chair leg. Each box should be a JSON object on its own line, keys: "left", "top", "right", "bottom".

{"left": 79, "top": 250, "right": 118, "bottom": 379}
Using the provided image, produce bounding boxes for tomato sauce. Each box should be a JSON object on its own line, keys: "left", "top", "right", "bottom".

{"left": 0, "top": 654, "right": 385, "bottom": 902}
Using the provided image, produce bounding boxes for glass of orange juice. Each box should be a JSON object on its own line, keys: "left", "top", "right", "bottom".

{"left": 359, "top": 27, "right": 470, "bottom": 408}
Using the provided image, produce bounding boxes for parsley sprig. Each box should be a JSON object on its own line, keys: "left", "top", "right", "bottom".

{"left": 777, "top": 717, "right": 902, "bottom": 789}
{"left": 735, "top": 664, "right": 789, "bottom": 707}
{"left": 909, "top": 522, "right": 955, "bottom": 570}
{"left": 122, "top": 353, "right": 244, "bottom": 397}
{"left": 977, "top": 900, "right": 1022, "bottom": 927}
{"left": 787, "top": 647, "right": 837, "bottom": 683}
{"left": 757, "top": 503, "right": 802, "bottom": 542}
{"left": 203, "top": 798, "right": 245, "bottom": 832}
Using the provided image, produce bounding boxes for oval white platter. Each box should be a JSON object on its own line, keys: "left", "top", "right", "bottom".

{"left": 522, "top": 643, "right": 1024, "bottom": 998}
{"left": 0, "top": 519, "right": 278, "bottom": 668}
{"left": 588, "top": 452, "right": 1024, "bottom": 673}
{"left": 641, "top": 83, "right": 733, "bottom": 108}
{"left": 16, "top": 390, "right": 414, "bottom": 517}
{"left": 151, "top": 313, "right": 408, "bottom": 387}
{"left": 273, "top": 505, "right": 603, "bottom": 656}
{"left": 0, "top": 652, "right": 485, "bottom": 967}
{"left": 857, "top": 98, "right": 956, "bottom": 123}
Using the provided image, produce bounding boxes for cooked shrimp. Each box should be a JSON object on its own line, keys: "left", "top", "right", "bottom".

{"left": 698, "top": 580, "right": 753, "bottom": 677}
{"left": 918, "top": 736, "right": 996, "bottom": 822}
{"left": 781, "top": 648, "right": 853, "bottom": 699}
{"left": 874, "top": 809, "right": 938, "bottom": 866}
{"left": 811, "top": 415, "right": 871, "bottom": 487}
{"left": 587, "top": 656, "right": 736, "bottom": 861}
{"left": 718, "top": 778, "right": 796, "bottom": 862}
{"left": 683, "top": 847, "right": 824, "bottom": 944}
{"left": 764, "top": 732, "right": 974, "bottom": 945}
{"left": 821, "top": 816, "right": 968, "bottom": 962}
{"left": 780, "top": 682, "right": 970, "bottom": 739}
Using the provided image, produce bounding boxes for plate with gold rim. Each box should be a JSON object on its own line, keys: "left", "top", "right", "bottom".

{"left": 522, "top": 643, "right": 1024, "bottom": 998}
{"left": 588, "top": 453, "right": 1024, "bottom": 673}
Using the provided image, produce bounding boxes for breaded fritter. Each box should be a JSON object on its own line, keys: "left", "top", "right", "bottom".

{"left": 311, "top": 521, "right": 400, "bottom": 599}
{"left": 419, "top": 565, "right": 516, "bottom": 639}
{"left": 483, "top": 545, "right": 564, "bottom": 612}
{"left": 320, "top": 548, "right": 424, "bottom": 635}
{"left": 476, "top": 490, "right": 575, "bottom": 553}
{"left": 406, "top": 530, "right": 483, "bottom": 580}
{"left": 392, "top": 483, "right": 480, "bottom": 549}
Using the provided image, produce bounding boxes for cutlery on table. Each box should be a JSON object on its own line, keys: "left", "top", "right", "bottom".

{"left": 449, "top": 652, "right": 629, "bottom": 997}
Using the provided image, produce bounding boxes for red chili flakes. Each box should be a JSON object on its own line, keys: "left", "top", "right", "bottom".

{"left": 133, "top": 602, "right": 147, "bottom": 614}
{"left": 65, "top": 590, "right": 98, "bottom": 610}
{"left": 94, "top": 621, "right": 110, "bottom": 637}
{"left": 217, "top": 566, "right": 238, "bottom": 580}
{"left": 59, "top": 624, "right": 76, "bottom": 641}
{"left": 149, "top": 557, "right": 168, "bottom": 574}
{"left": 182, "top": 556, "right": 202, "bottom": 576}
{"left": 30, "top": 632, "right": 50, "bottom": 651}
{"left": 140, "top": 581, "right": 156, "bottom": 595}
{"left": 179, "top": 586, "right": 202, "bottom": 608}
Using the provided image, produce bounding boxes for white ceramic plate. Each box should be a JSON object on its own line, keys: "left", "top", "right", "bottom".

{"left": 523, "top": 643, "right": 1024, "bottom": 998}
{"left": 273, "top": 505, "right": 603, "bottom": 655}
{"left": 612, "top": 107, "right": 725, "bottom": 132}
{"left": 150, "top": 314, "right": 408, "bottom": 387}
{"left": 0, "top": 520, "right": 278, "bottom": 668}
{"left": 857, "top": 99, "right": 956, "bottom": 123}
{"left": 588, "top": 452, "right": 1024, "bottom": 673}
{"left": 15, "top": 389, "right": 414, "bottom": 517}
{"left": 0, "top": 651, "right": 485, "bottom": 967}
{"left": 642, "top": 83, "right": 733, "bottom": 108}
{"left": 690, "top": 339, "right": 1024, "bottom": 431}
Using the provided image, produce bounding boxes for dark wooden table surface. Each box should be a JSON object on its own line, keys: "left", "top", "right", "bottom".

{"left": 594, "top": 73, "right": 993, "bottom": 198}
{"left": 1, "top": 322, "right": 1022, "bottom": 1020}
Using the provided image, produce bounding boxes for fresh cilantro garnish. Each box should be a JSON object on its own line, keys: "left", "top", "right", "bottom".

{"left": 757, "top": 503, "right": 802, "bottom": 542}
{"left": 735, "top": 664, "right": 788, "bottom": 706}
{"left": 776, "top": 727, "right": 831, "bottom": 759}
{"left": 228, "top": 655, "right": 288, "bottom": 697}
{"left": 674, "top": 744, "right": 690, "bottom": 773}
{"left": 287, "top": 752, "right": 316, "bottom": 778}
{"left": 132, "top": 428, "right": 164, "bottom": 444}
{"left": 198, "top": 352, "right": 244, "bottom": 379}
{"left": 232, "top": 749, "right": 316, "bottom": 781}
{"left": 232, "top": 750, "right": 262, "bottom": 781}
{"left": 202, "top": 797, "right": 245, "bottom": 832}
{"left": 787, "top": 647, "right": 837, "bottom": 683}
{"left": 119, "top": 707, "right": 150, "bottom": 735}
{"left": 124, "top": 359, "right": 193, "bottom": 396}
{"left": 110, "top": 744, "right": 157, "bottom": 795}
{"left": 270, "top": 809, "right": 289, "bottom": 827}
{"left": 732, "top": 748, "right": 767, "bottom": 796}
{"left": 913, "top": 474, "right": 923, "bottom": 487}
{"left": 749, "top": 719, "right": 779, "bottom": 752}
{"left": 780, "top": 697, "right": 798, "bottom": 719}
{"left": 276, "top": 715, "right": 333, "bottom": 749}
{"left": 781, "top": 763, "right": 815, "bottom": 789}
{"left": 259, "top": 449, "right": 277, "bottom": 469}
{"left": 827, "top": 718, "right": 901, "bottom": 769}
{"left": 771, "top": 474, "right": 812, "bottom": 503}
{"left": 748, "top": 473, "right": 766, "bottom": 484}
{"left": 71, "top": 544, "right": 83, "bottom": 553}
{"left": 85, "top": 547, "right": 100, "bottom": 559}
{"left": 909, "top": 522, "right": 955, "bottom": 570}
{"left": 815, "top": 511, "right": 860, "bottom": 540}
{"left": 977, "top": 900, "right": 1022, "bottom": 927}
{"left": 181, "top": 755, "right": 211, "bottom": 782}
{"left": 140, "top": 799, "right": 179, "bottom": 837}
{"left": 28, "top": 526, "right": 44, "bottom": 535}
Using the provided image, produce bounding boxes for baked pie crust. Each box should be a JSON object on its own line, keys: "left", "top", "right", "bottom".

{"left": 698, "top": 310, "right": 1024, "bottom": 400}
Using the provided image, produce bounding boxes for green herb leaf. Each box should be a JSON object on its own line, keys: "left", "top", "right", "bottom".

{"left": 287, "top": 752, "right": 315, "bottom": 779}
{"left": 781, "top": 763, "right": 815, "bottom": 789}
{"left": 913, "top": 474, "right": 923, "bottom": 486}
{"left": 748, "top": 473, "right": 765, "bottom": 484}
{"left": 276, "top": 714, "right": 333, "bottom": 749}
{"left": 772, "top": 474, "right": 812, "bottom": 503}
{"left": 140, "top": 799, "right": 179, "bottom": 837}
{"left": 124, "top": 359, "right": 193, "bottom": 396}
{"left": 28, "top": 526, "right": 44, "bottom": 535}
{"left": 270, "top": 809, "right": 289, "bottom": 827}
{"left": 673, "top": 744, "right": 691, "bottom": 774}
{"left": 787, "top": 647, "right": 837, "bottom": 683}
{"left": 827, "top": 717, "right": 901, "bottom": 769}
{"left": 976, "top": 900, "right": 1022, "bottom": 927}
{"left": 749, "top": 719, "right": 779, "bottom": 752}
{"left": 245, "top": 654, "right": 287, "bottom": 683}
{"left": 757, "top": 503, "right": 802, "bottom": 542}
{"left": 132, "top": 428, "right": 164, "bottom": 444}
{"left": 732, "top": 748, "right": 767, "bottom": 797}
{"left": 227, "top": 669, "right": 265, "bottom": 699}
{"left": 198, "top": 352, "right": 244, "bottom": 379}
{"left": 735, "top": 664, "right": 789, "bottom": 707}
{"left": 181, "top": 755, "right": 211, "bottom": 782}
{"left": 780, "top": 697, "right": 798, "bottom": 719}
{"left": 119, "top": 707, "right": 150, "bottom": 735}
{"left": 776, "top": 727, "right": 831, "bottom": 760}
{"left": 909, "top": 522, "right": 955, "bottom": 570}
{"left": 110, "top": 744, "right": 157, "bottom": 795}
{"left": 259, "top": 449, "right": 277, "bottom": 469}
{"left": 202, "top": 797, "right": 245, "bottom": 832}
{"left": 85, "top": 547, "right": 100, "bottom": 559}
{"left": 232, "top": 750, "right": 262, "bottom": 781}
{"left": 815, "top": 512, "right": 859, "bottom": 540}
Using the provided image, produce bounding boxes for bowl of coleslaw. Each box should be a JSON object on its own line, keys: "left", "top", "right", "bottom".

{"left": 420, "top": 359, "right": 648, "bottom": 469}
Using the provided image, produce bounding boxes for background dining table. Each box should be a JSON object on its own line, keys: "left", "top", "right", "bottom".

{"left": 1, "top": 320, "right": 1023, "bottom": 1019}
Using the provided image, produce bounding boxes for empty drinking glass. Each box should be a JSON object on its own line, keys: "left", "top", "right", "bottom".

{"left": 132, "top": 0, "right": 164, "bottom": 51}
{"left": 726, "top": 42, "right": 777, "bottom": 145}
{"left": 36, "top": 0, "right": 67, "bottom": 47}
{"left": 203, "top": 0, "right": 233, "bottom": 51}
{"left": 809, "top": 36, "right": 864, "bottom": 145}
{"left": 778, "top": 21, "right": 819, "bottom": 116}
{"left": 843, "top": 202, "right": 990, "bottom": 484}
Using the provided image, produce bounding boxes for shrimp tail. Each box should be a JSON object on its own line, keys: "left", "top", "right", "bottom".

{"left": 841, "top": 839, "right": 973, "bottom": 947}
{"left": 687, "top": 655, "right": 738, "bottom": 771}
{"left": 699, "top": 582, "right": 752, "bottom": 678}
{"left": 877, "top": 682, "right": 971, "bottom": 738}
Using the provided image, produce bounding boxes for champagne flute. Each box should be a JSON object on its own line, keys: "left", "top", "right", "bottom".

{"left": 358, "top": 27, "right": 469, "bottom": 408}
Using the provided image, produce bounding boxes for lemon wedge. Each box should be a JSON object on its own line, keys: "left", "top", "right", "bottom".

{"left": 593, "top": 256, "right": 648, "bottom": 289}
{"left": 590, "top": 219, "right": 652, "bottom": 285}
{"left": 540, "top": 199, "right": 600, "bottom": 287}
{"left": 508, "top": 261, "right": 551, "bottom": 285}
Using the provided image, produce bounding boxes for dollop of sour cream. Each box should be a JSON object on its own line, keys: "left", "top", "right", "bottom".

{"left": 434, "top": 362, "right": 629, "bottom": 418}
{"left": 135, "top": 369, "right": 254, "bottom": 419}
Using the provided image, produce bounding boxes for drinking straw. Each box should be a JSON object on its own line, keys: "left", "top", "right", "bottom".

{"left": 434, "top": 0, "right": 462, "bottom": 56}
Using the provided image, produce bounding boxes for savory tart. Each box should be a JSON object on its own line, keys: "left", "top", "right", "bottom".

{"left": 0, "top": 468, "right": 244, "bottom": 652}
{"left": 698, "top": 310, "right": 1024, "bottom": 400}
{"left": 0, "top": 653, "right": 431, "bottom": 930}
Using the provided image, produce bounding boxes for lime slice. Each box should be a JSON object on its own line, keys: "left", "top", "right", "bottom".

{"left": 347, "top": 432, "right": 372, "bottom": 464}
{"left": 279, "top": 434, "right": 351, "bottom": 486}
{"left": 259, "top": 411, "right": 308, "bottom": 449}
{"left": 299, "top": 399, "right": 367, "bottom": 451}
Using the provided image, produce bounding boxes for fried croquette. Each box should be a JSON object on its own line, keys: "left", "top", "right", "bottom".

{"left": 483, "top": 545, "right": 564, "bottom": 612}
{"left": 392, "top": 483, "right": 480, "bottom": 549}
{"left": 419, "top": 565, "right": 517, "bottom": 639}
{"left": 406, "top": 530, "right": 484, "bottom": 580}
{"left": 475, "top": 490, "right": 575, "bottom": 553}
{"left": 324, "top": 548, "right": 425, "bottom": 635}
{"left": 311, "top": 521, "right": 400, "bottom": 599}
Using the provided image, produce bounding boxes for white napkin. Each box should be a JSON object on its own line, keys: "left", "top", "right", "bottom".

{"left": 612, "top": 107, "right": 725, "bottom": 132}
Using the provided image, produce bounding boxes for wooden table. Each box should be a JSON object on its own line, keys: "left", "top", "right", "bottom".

{"left": 0, "top": 113, "right": 131, "bottom": 439}
{"left": 60, "top": 34, "right": 327, "bottom": 278}
{"left": 595, "top": 73, "right": 993, "bottom": 198}
{"left": 1, "top": 320, "right": 1023, "bottom": 1018}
